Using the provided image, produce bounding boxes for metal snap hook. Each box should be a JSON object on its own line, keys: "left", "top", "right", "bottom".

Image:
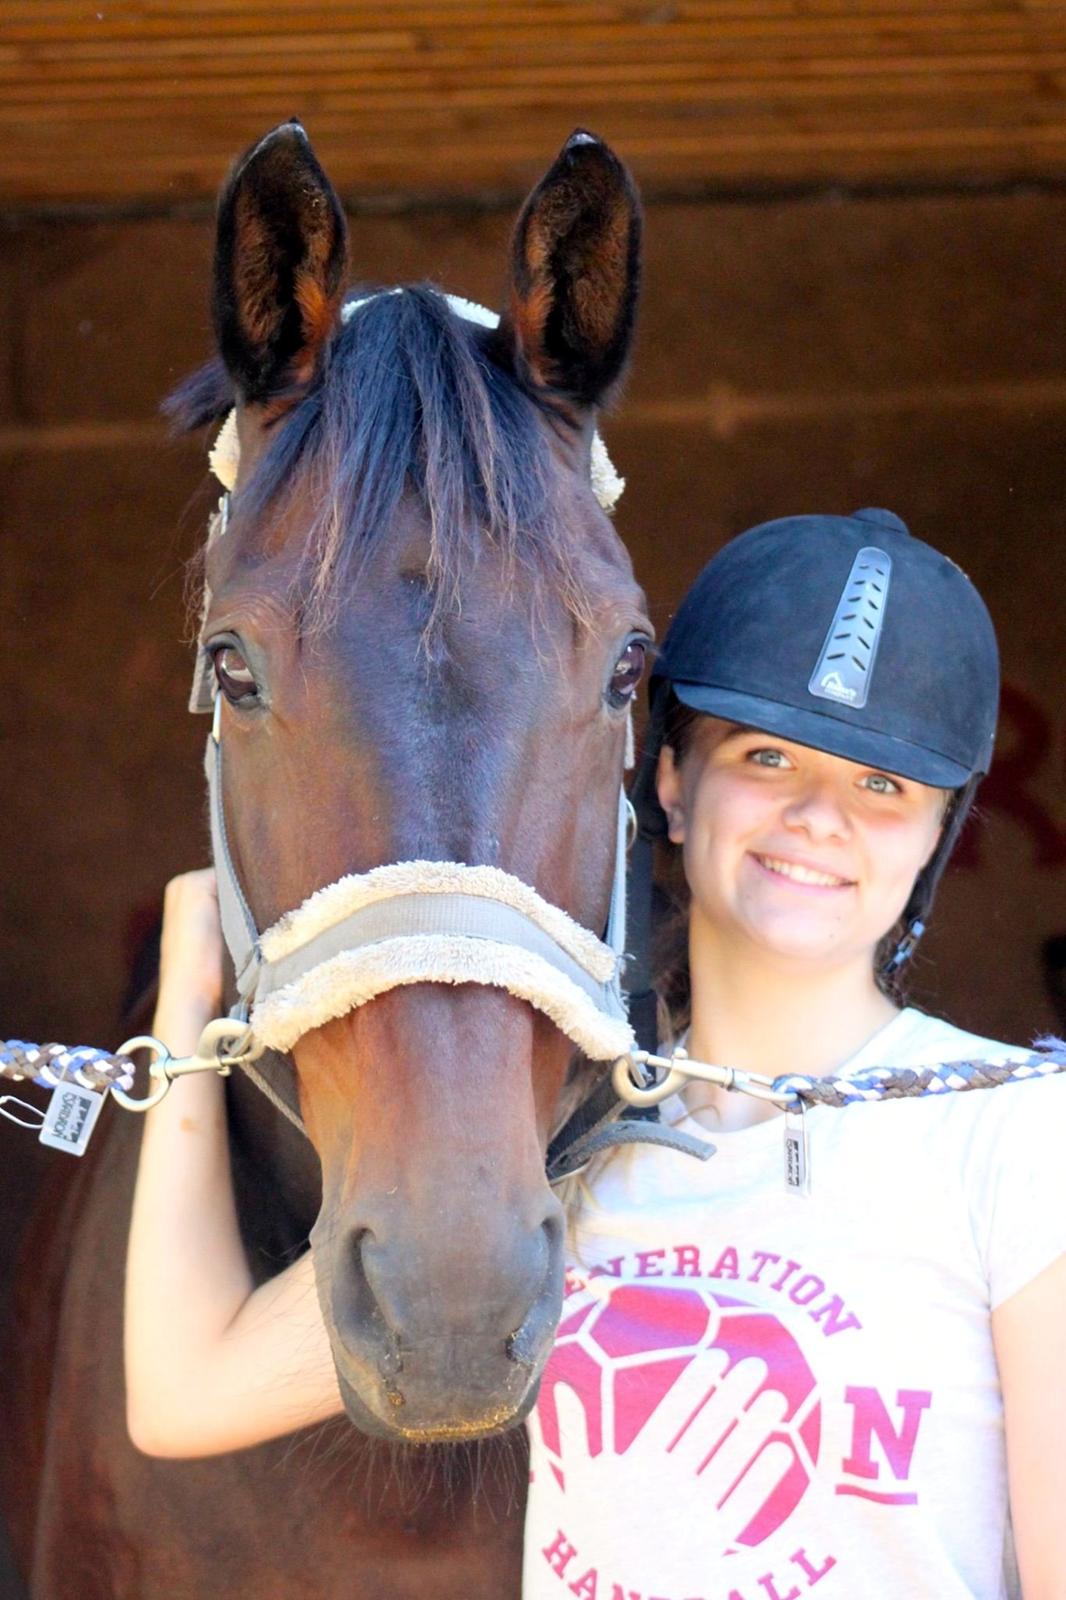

{"left": 109, "top": 1036, "right": 174, "bottom": 1112}
{"left": 108, "top": 1020, "right": 264, "bottom": 1113}
{"left": 611, "top": 1050, "right": 690, "bottom": 1107}
{"left": 191, "top": 1016, "right": 265, "bottom": 1069}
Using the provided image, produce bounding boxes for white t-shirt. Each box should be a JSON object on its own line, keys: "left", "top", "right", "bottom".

{"left": 524, "top": 1009, "right": 1066, "bottom": 1600}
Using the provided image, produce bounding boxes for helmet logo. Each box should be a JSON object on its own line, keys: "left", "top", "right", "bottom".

{"left": 807, "top": 547, "right": 892, "bottom": 712}
{"left": 818, "top": 670, "right": 857, "bottom": 704}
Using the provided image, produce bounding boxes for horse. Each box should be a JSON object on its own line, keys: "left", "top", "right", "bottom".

{"left": 1, "top": 121, "right": 647, "bottom": 1597}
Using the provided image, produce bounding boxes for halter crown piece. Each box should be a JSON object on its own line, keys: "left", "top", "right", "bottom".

{"left": 198, "top": 291, "right": 636, "bottom": 1069}
{"left": 207, "top": 293, "right": 626, "bottom": 511}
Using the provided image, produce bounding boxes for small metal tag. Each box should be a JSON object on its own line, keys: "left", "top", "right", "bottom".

{"left": 38, "top": 1083, "right": 106, "bottom": 1157}
{"left": 783, "top": 1104, "right": 809, "bottom": 1195}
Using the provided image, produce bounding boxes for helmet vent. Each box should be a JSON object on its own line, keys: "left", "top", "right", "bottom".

{"left": 807, "top": 546, "right": 892, "bottom": 710}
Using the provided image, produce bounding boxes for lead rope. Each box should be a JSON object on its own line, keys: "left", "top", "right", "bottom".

{"left": 5, "top": 1031, "right": 1065, "bottom": 1160}
{"left": 609, "top": 1039, "right": 1066, "bottom": 1111}
{"left": 776, "top": 1042, "right": 1066, "bottom": 1106}
{"left": 0, "top": 1021, "right": 266, "bottom": 1151}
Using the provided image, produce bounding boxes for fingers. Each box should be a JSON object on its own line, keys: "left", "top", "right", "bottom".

{"left": 158, "top": 868, "right": 224, "bottom": 1013}
{"left": 658, "top": 1354, "right": 777, "bottom": 1473}
{"left": 163, "top": 867, "right": 218, "bottom": 907}
{"left": 634, "top": 1354, "right": 800, "bottom": 1543}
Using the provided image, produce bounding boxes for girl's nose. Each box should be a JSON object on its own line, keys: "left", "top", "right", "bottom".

{"left": 782, "top": 780, "right": 851, "bottom": 841}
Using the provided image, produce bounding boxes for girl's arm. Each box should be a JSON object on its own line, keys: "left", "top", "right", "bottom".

{"left": 124, "top": 868, "right": 343, "bottom": 1458}
{"left": 993, "top": 1251, "right": 1066, "bottom": 1600}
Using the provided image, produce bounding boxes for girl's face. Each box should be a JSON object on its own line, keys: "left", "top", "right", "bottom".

{"left": 657, "top": 717, "right": 947, "bottom": 971}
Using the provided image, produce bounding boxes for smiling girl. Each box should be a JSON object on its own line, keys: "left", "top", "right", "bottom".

{"left": 523, "top": 506, "right": 1066, "bottom": 1600}
{"left": 126, "top": 508, "right": 1065, "bottom": 1599}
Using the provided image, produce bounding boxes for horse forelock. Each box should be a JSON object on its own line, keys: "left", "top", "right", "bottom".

{"left": 221, "top": 286, "right": 596, "bottom": 637}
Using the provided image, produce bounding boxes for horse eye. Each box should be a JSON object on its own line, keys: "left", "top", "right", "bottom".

{"left": 607, "top": 639, "right": 647, "bottom": 707}
{"left": 211, "top": 644, "right": 258, "bottom": 705}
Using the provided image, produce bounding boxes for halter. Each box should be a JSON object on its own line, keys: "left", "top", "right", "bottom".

{"left": 206, "top": 687, "right": 635, "bottom": 1065}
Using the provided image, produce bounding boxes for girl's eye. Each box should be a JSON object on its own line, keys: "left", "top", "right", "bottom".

{"left": 211, "top": 644, "right": 259, "bottom": 705}
{"left": 748, "top": 747, "right": 792, "bottom": 769}
{"left": 607, "top": 639, "right": 648, "bottom": 707}
{"left": 861, "top": 772, "right": 902, "bottom": 795}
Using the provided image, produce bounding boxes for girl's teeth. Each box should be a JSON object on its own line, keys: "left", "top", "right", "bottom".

{"left": 760, "top": 856, "right": 847, "bottom": 888}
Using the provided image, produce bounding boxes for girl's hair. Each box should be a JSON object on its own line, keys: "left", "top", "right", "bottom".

{"left": 652, "top": 689, "right": 927, "bottom": 1041}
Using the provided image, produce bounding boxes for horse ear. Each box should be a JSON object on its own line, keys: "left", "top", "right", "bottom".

{"left": 213, "top": 120, "right": 348, "bottom": 407}
{"left": 502, "top": 130, "right": 641, "bottom": 411}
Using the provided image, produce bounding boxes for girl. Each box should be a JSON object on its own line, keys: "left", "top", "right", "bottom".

{"left": 126, "top": 507, "right": 1066, "bottom": 1599}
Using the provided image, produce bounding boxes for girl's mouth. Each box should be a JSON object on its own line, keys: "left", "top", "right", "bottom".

{"left": 751, "top": 853, "right": 854, "bottom": 890}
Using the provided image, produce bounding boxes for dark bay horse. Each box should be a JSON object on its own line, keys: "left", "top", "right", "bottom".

{"left": 2, "top": 123, "right": 646, "bottom": 1596}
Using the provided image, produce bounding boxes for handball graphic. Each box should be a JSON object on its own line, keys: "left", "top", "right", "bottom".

{"left": 535, "top": 1282, "right": 821, "bottom": 1552}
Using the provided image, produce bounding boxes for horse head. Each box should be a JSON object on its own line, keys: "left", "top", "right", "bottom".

{"left": 178, "top": 122, "right": 647, "bottom": 1442}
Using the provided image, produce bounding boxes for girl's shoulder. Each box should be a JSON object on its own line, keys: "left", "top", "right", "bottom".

{"left": 859, "top": 1004, "right": 1066, "bottom": 1144}
{"left": 850, "top": 1005, "right": 1038, "bottom": 1073}
{"left": 847, "top": 1010, "right": 1066, "bottom": 1308}
{"left": 907, "top": 1010, "right": 1066, "bottom": 1297}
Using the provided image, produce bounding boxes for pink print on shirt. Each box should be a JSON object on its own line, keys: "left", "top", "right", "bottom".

{"left": 533, "top": 1244, "right": 932, "bottom": 1598}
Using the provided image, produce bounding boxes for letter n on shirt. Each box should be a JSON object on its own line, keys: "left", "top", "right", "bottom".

{"left": 837, "top": 1387, "right": 932, "bottom": 1505}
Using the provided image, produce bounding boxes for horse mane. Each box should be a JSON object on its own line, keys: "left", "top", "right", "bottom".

{"left": 168, "top": 286, "right": 592, "bottom": 634}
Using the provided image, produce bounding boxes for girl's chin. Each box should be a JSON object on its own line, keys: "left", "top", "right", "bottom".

{"left": 733, "top": 910, "right": 859, "bottom": 965}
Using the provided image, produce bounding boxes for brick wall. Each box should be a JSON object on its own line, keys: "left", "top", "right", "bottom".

{"left": 2, "top": 190, "right": 1063, "bottom": 1054}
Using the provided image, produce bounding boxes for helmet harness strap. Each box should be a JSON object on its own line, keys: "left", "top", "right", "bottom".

{"left": 887, "top": 773, "right": 982, "bottom": 974}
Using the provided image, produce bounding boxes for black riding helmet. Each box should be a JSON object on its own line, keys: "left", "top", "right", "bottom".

{"left": 631, "top": 508, "right": 1000, "bottom": 971}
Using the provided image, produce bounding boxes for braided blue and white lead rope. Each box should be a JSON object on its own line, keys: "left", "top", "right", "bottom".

{"left": 3, "top": 1036, "right": 1066, "bottom": 1120}
{"left": 771, "top": 1038, "right": 1066, "bottom": 1109}
{"left": 0, "top": 1039, "right": 135, "bottom": 1096}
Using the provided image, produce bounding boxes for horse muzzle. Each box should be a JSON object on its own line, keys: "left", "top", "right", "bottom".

{"left": 312, "top": 1193, "right": 565, "bottom": 1440}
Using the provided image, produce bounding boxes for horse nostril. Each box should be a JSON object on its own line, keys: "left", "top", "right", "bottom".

{"left": 506, "top": 1210, "right": 564, "bottom": 1372}
{"left": 341, "top": 1226, "right": 405, "bottom": 1385}
{"left": 505, "top": 1326, "right": 536, "bottom": 1371}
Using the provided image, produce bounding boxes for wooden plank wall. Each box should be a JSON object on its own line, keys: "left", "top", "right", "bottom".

{"left": 3, "top": 1, "right": 1066, "bottom": 207}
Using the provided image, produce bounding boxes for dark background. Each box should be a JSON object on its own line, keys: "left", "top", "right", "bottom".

{"left": 3, "top": 190, "right": 1064, "bottom": 1057}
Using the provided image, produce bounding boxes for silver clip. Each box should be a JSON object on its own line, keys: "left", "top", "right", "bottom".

{"left": 612, "top": 1047, "right": 798, "bottom": 1110}
{"left": 109, "top": 1020, "right": 263, "bottom": 1113}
